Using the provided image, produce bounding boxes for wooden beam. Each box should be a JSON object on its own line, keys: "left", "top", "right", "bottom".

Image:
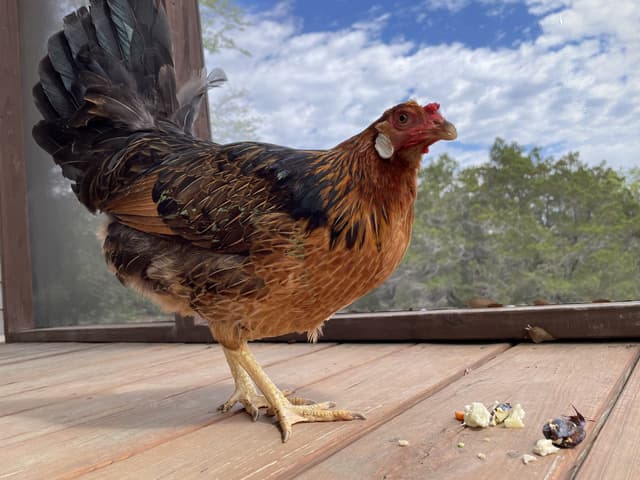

{"left": 0, "top": 0, "right": 35, "bottom": 340}
{"left": 10, "top": 301, "right": 640, "bottom": 343}
{"left": 10, "top": 323, "right": 181, "bottom": 343}
{"left": 161, "top": 0, "right": 212, "bottom": 141}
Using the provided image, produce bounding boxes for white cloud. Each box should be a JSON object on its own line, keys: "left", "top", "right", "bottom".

{"left": 205, "top": 0, "right": 640, "bottom": 169}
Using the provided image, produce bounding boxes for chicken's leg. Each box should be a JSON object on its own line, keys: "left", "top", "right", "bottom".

{"left": 218, "top": 347, "right": 268, "bottom": 421}
{"left": 226, "top": 343, "right": 365, "bottom": 442}
{"left": 219, "top": 346, "right": 314, "bottom": 420}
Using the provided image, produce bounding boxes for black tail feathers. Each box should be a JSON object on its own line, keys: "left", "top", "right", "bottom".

{"left": 33, "top": 0, "right": 226, "bottom": 210}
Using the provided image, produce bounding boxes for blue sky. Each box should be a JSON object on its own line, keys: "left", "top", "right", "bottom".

{"left": 238, "top": 0, "right": 543, "bottom": 48}
{"left": 204, "top": 0, "right": 640, "bottom": 169}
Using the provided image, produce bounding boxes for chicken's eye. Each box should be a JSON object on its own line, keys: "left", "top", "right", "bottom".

{"left": 398, "top": 112, "right": 410, "bottom": 124}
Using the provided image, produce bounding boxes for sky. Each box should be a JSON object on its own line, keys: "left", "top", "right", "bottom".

{"left": 202, "top": 0, "right": 640, "bottom": 170}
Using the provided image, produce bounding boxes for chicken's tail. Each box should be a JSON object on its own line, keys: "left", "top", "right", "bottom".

{"left": 32, "top": 0, "right": 226, "bottom": 211}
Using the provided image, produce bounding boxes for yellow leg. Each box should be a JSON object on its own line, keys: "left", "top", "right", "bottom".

{"left": 218, "top": 347, "right": 267, "bottom": 421}
{"left": 219, "top": 346, "right": 313, "bottom": 420}
{"left": 226, "top": 343, "right": 365, "bottom": 442}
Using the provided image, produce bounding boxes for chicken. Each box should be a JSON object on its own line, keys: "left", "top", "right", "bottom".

{"left": 33, "top": 0, "right": 457, "bottom": 442}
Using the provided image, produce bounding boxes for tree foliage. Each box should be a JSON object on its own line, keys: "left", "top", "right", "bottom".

{"left": 199, "top": 0, "right": 250, "bottom": 56}
{"left": 349, "top": 138, "right": 640, "bottom": 311}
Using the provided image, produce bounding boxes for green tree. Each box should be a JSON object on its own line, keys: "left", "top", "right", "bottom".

{"left": 349, "top": 139, "right": 640, "bottom": 311}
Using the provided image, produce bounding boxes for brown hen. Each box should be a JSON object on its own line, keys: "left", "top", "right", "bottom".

{"left": 33, "top": 0, "right": 456, "bottom": 441}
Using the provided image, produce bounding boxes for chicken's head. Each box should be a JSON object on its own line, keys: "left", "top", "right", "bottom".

{"left": 373, "top": 100, "right": 457, "bottom": 159}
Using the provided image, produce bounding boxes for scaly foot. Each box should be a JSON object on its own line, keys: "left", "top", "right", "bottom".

{"left": 218, "top": 385, "right": 313, "bottom": 420}
{"left": 219, "top": 345, "right": 314, "bottom": 420}
{"left": 225, "top": 343, "right": 366, "bottom": 442}
{"left": 218, "top": 383, "right": 268, "bottom": 421}
{"left": 274, "top": 398, "right": 366, "bottom": 443}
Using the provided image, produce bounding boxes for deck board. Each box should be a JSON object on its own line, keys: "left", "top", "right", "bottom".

{"left": 575, "top": 352, "right": 640, "bottom": 480}
{"left": 1, "top": 343, "right": 403, "bottom": 479}
{"left": 82, "top": 343, "right": 509, "bottom": 480}
{"left": 299, "top": 343, "right": 640, "bottom": 480}
{"left": 0, "top": 343, "right": 331, "bottom": 449}
{"left": 1, "top": 342, "right": 638, "bottom": 479}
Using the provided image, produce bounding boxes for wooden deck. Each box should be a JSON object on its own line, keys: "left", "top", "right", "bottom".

{"left": 1, "top": 341, "right": 639, "bottom": 479}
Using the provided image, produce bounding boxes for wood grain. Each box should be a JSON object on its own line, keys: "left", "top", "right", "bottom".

{"left": 80, "top": 344, "right": 509, "bottom": 480}
{"left": 0, "top": 343, "right": 330, "bottom": 445}
{"left": 0, "top": 0, "right": 34, "bottom": 338}
{"left": 299, "top": 343, "right": 640, "bottom": 480}
{"left": 0, "top": 344, "right": 199, "bottom": 397}
{"left": 574, "top": 354, "right": 640, "bottom": 480}
{"left": 0, "top": 342, "right": 95, "bottom": 365}
{"left": 0, "top": 343, "right": 406, "bottom": 479}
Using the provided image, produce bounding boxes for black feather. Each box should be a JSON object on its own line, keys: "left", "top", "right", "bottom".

{"left": 47, "top": 32, "right": 78, "bottom": 94}
{"left": 90, "top": 0, "right": 122, "bottom": 60}
{"left": 38, "top": 57, "right": 76, "bottom": 118}
{"left": 106, "top": 0, "right": 137, "bottom": 64}
{"left": 63, "top": 7, "right": 97, "bottom": 57}
{"left": 148, "top": 1, "right": 173, "bottom": 66}
{"left": 78, "top": 45, "right": 135, "bottom": 89}
{"left": 157, "top": 65, "right": 178, "bottom": 118}
{"left": 33, "top": 84, "right": 59, "bottom": 121}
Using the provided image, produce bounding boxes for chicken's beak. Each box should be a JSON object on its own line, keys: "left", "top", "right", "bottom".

{"left": 437, "top": 120, "right": 457, "bottom": 141}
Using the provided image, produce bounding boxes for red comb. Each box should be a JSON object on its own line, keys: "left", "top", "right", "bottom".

{"left": 424, "top": 103, "right": 440, "bottom": 114}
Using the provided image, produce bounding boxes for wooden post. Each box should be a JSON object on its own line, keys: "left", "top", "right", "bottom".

{"left": 0, "top": 0, "right": 35, "bottom": 340}
{"left": 161, "top": 0, "right": 212, "bottom": 141}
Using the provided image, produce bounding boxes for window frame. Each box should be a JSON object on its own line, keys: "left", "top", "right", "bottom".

{"left": 2, "top": 0, "right": 639, "bottom": 343}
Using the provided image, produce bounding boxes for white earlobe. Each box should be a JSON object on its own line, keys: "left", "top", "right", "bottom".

{"left": 375, "top": 133, "right": 394, "bottom": 159}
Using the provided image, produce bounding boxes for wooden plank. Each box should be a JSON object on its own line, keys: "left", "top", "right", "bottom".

{"left": 0, "top": 343, "right": 96, "bottom": 364}
{"left": 0, "top": 343, "right": 202, "bottom": 395}
{"left": 0, "top": 343, "right": 405, "bottom": 479}
{"left": 299, "top": 343, "right": 640, "bottom": 480}
{"left": 0, "top": 0, "right": 34, "bottom": 338}
{"left": 0, "top": 343, "right": 330, "bottom": 447}
{"left": 0, "top": 343, "right": 322, "bottom": 421}
{"left": 13, "top": 301, "right": 640, "bottom": 343}
{"left": 79, "top": 343, "right": 510, "bottom": 480}
{"left": 575, "top": 355, "right": 640, "bottom": 479}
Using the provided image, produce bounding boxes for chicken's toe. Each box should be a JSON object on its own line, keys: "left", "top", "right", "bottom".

{"left": 275, "top": 401, "right": 366, "bottom": 442}
{"left": 218, "top": 387, "right": 270, "bottom": 421}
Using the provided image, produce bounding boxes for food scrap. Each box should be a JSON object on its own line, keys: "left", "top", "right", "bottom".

{"left": 454, "top": 410, "right": 466, "bottom": 421}
{"left": 397, "top": 439, "right": 410, "bottom": 447}
{"left": 463, "top": 402, "right": 491, "bottom": 428}
{"left": 522, "top": 454, "right": 537, "bottom": 465}
{"left": 457, "top": 442, "right": 465, "bottom": 448}
{"left": 542, "top": 406, "right": 586, "bottom": 448}
{"left": 477, "top": 453, "right": 487, "bottom": 460}
{"left": 503, "top": 403, "right": 526, "bottom": 429}
{"left": 532, "top": 438, "right": 560, "bottom": 457}
{"left": 457, "top": 401, "right": 525, "bottom": 428}
{"left": 490, "top": 402, "right": 513, "bottom": 425}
